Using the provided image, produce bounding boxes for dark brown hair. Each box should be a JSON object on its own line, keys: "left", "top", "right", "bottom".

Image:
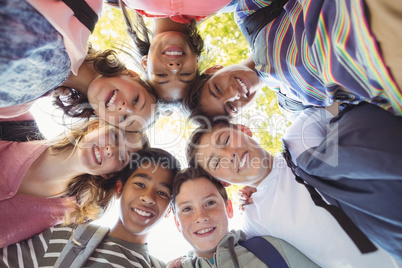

{"left": 171, "top": 167, "right": 228, "bottom": 214}
{"left": 52, "top": 44, "right": 129, "bottom": 119}
{"left": 119, "top": 3, "right": 204, "bottom": 101}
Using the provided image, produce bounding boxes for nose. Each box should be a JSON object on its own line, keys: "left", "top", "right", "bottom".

{"left": 117, "top": 100, "right": 127, "bottom": 111}
{"left": 140, "top": 191, "right": 156, "bottom": 205}
{"left": 195, "top": 209, "right": 209, "bottom": 223}
{"left": 167, "top": 62, "right": 182, "bottom": 72}
{"left": 105, "top": 144, "right": 116, "bottom": 158}
{"left": 222, "top": 86, "right": 240, "bottom": 102}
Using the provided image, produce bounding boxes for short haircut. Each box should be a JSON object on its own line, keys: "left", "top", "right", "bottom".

{"left": 171, "top": 167, "right": 228, "bottom": 214}
{"left": 119, "top": 148, "right": 182, "bottom": 186}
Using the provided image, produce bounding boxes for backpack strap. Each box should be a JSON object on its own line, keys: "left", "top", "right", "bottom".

{"left": 240, "top": 236, "right": 289, "bottom": 268}
{"left": 61, "top": 0, "right": 98, "bottom": 33}
{"left": 281, "top": 147, "right": 377, "bottom": 254}
{"left": 54, "top": 224, "right": 110, "bottom": 268}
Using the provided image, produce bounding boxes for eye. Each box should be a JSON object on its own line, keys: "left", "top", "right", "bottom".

{"left": 206, "top": 200, "right": 216, "bottom": 207}
{"left": 120, "top": 155, "right": 125, "bottom": 165}
{"left": 156, "top": 74, "right": 167, "bottom": 77}
{"left": 227, "top": 102, "right": 237, "bottom": 114}
{"left": 180, "top": 73, "right": 191, "bottom": 76}
{"left": 119, "top": 115, "right": 127, "bottom": 123}
{"left": 182, "top": 207, "right": 192, "bottom": 212}
{"left": 214, "top": 84, "right": 222, "bottom": 94}
{"left": 210, "top": 157, "right": 220, "bottom": 170}
{"left": 158, "top": 191, "right": 170, "bottom": 198}
{"left": 133, "top": 95, "right": 139, "bottom": 105}
{"left": 134, "top": 182, "right": 145, "bottom": 188}
{"left": 224, "top": 134, "right": 230, "bottom": 146}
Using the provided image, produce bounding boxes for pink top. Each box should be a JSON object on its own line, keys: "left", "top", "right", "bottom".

{"left": 123, "top": 0, "right": 231, "bottom": 23}
{"left": 0, "top": 141, "right": 74, "bottom": 247}
{"left": 26, "top": 0, "right": 103, "bottom": 75}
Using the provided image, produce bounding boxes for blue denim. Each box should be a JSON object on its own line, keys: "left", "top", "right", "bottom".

{"left": 0, "top": 0, "right": 71, "bottom": 107}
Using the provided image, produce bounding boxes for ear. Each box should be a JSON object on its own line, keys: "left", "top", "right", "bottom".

{"left": 174, "top": 215, "right": 182, "bottom": 233}
{"left": 226, "top": 199, "right": 234, "bottom": 219}
{"left": 141, "top": 55, "right": 148, "bottom": 71}
{"left": 116, "top": 180, "right": 123, "bottom": 199}
{"left": 220, "top": 180, "right": 232, "bottom": 187}
{"left": 164, "top": 206, "right": 172, "bottom": 218}
{"left": 204, "top": 65, "right": 224, "bottom": 75}
{"left": 126, "top": 69, "right": 140, "bottom": 79}
{"left": 237, "top": 124, "right": 253, "bottom": 137}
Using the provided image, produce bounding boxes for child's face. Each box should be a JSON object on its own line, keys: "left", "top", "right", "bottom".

{"left": 174, "top": 177, "right": 233, "bottom": 259}
{"left": 87, "top": 73, "right": 156, "bottom": 132}
{"left": 144, "top": 31, "right": 199, "bottom": 101}
{"left": 77, "top": 124, "right": 143, "bottom": 176}
{"left": 199, "top": 64, "right": 262, "bottom": 117}
{"left": 195, "top": 124, "right": 269, "bottom": 187}
{"left": 116, "top": 164, "right": 174, "bottom": 244}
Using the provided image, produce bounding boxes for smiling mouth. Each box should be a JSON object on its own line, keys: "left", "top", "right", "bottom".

{"left": 165, "top": 51, "right": 183, "bottom": 56}
{"left": 133, "top": 208, "right": 152, "bottom": 217}
{"left": 238, "top": 152, "right": 248, "bottom": 172}
{"left": 93, "top": 145, "right": 102, "bottom": 165}
{"left": 106, "top": 89, "right": 118, "bottom": 108}
{"left": 235, "top": 78, "right": 249, "bottom": 98}
{"left": 195, "top": 227, "right": 215, "bottom": 235}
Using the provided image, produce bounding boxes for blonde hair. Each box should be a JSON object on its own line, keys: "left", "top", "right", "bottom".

{"left": 48, "top": 119, "right": 150, "bottom": 224}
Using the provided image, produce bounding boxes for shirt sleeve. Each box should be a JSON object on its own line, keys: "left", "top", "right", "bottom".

{"left": 282, "top": 107, "right": 334, "bottom": 165}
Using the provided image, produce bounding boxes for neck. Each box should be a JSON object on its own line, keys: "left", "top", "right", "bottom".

{"left": 153, "top": 18, "right": 188, "bottom": 35}
{"left": 20, "top": 146, "right": 84, "bottom": 197}
{"left": 109, "top": 220, "right": 148, "bottom": 244}
{"left": 61, "top": 62, "right": 100, "bottom": 96}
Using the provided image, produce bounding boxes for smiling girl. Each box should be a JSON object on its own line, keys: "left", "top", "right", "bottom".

{"left": 0, "top": 118, "right": 149, "bottom": 248}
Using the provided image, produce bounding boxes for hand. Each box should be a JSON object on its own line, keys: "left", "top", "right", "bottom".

{"left": 166, "top": 257, "right": 184, "bottom": 268}
{"left": 238, "top": 186, "right": 257, "bottom": 212}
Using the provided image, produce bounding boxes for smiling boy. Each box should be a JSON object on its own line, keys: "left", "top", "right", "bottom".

{"left": 0, "top": 148, "right": 181, "bottom": 267}
{"left": 184, "top": 0, "right": 402, "bottom": 122}
{"left": 186, "top": 103, "right": 402, "bottom": 267}
{"left": 171, "top": 167, "right": 318, "bottom": 267}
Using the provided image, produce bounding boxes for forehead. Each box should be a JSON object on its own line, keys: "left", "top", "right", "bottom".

{"left": 129, "top": 164, "right": 173, "bottom": 186}
{"left": 197, "top": 124, "right": 237, "bottom": 147}
{"left": 177, "top": 177, "right": 220, "bottom": 200}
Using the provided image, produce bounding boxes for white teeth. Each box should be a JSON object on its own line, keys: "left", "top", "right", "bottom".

{"left": 106, "top": 90, "right": 117, "bottom": 107}
{"left": 236, "top": 78, "right": 248, "bottom": 95}
{"left": 94, "top": 147, "right": 101, "bottom": 164}
{"left": 239, "top": 154, "right": 247, "bottom": 170}
{"left": 165, "top": 51, "right": 183, "bottom": 55}
{"left": 196, "top": 228, "right": 213, "bottom": 234}
{"left": 134, "top": 208, "right": 151, "bottom": 217}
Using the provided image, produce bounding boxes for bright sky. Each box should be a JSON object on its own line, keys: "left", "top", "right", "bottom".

{"left": 30, "top": 96, "right": 244, "bottom": 264}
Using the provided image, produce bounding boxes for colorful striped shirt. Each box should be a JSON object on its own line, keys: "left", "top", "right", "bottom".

{"left": 0, "top": 225, "right": 165, "bottom": 268}
{"left": 235, "top": 0, "right": 402, "bottom": 116}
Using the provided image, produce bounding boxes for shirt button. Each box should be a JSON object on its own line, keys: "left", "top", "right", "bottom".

{"left": 9, "top": 192, "right": 15, "bottom": 196}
